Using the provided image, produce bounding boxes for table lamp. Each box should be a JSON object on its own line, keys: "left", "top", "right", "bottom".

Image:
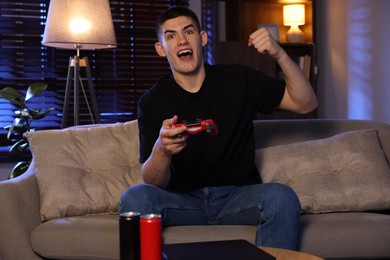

{"left": 283, "top": 4, "right": 305, "bottom": 43}
{"left": 42, "top": 0, "right": 117, "bottom": 128}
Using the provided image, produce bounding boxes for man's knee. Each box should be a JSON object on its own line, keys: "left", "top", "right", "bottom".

{"left": 265, "top": 183, "right": 301, "bottom": 213}
{"left": 119, "top": 184, "right": 160, "bottom": 213}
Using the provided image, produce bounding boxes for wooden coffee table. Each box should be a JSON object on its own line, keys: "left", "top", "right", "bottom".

{"left": 260, "top": 246, "right": 324, "bottom": 260}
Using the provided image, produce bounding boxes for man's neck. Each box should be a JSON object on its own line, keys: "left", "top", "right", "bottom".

{"left": 173, "top": 64, "right": 206, "bottom": 93}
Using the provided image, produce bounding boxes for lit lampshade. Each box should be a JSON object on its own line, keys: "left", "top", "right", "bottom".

{"left": 283, "top": 4, "right": 305, "bottom": 43}
{"left": 42, "top": 0, "right": 117, "bottom": 128}
{"left": 42, "top": 0, "right": 117, "bottom": 50}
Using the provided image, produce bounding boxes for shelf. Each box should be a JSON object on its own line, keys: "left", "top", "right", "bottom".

{"left": 223, "top": 0, "right": 314, "bottom": 43}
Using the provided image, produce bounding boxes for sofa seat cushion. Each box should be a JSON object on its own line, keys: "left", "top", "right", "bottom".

{"left": 30, "top": 215, "right": 256, "bottom": 260}
{"left": 31, "top": 214, "right": 120, "bottom": 260}
{"left": 299, "top": 212, "right": 390, "bottom": 259}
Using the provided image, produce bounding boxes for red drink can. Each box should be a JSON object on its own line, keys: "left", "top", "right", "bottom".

{"left": 140, "top": 214, "right": 162, "bottom": 260}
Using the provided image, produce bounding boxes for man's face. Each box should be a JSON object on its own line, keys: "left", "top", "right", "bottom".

{"left": 155, "top": 16, "right": 207, "bottom": 76}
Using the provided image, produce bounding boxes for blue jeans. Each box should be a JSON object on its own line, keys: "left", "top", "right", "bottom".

{"left": 119, "top": 183, "right": 301, "bottom": 250}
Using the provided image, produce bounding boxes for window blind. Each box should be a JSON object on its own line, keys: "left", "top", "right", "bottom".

{"left": 0, "top": 0, "right": 189, "bottom": 162}
{"left": 202, "top": 0, "right": 216, "bottom": 64}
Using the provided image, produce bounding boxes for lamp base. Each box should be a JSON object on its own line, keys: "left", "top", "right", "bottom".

{"left": 286, "top": 25, "right": 304, "bottom": 43}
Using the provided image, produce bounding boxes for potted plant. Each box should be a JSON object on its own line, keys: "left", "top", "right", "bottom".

{"left": 0, "top": 83, "right": 54, "bottom": 178}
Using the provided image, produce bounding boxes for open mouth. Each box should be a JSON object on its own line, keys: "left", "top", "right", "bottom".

{"left": 177, "top": 49, "right": 193, "bottom": 58}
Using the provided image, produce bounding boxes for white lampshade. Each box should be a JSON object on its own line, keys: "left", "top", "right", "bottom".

{"left": 283, "top": 4, "right": 305, "bottom": 43}
{"left": 42, "top": 0, "right": 117, "bottom": 50}
{"left": 283, "top": 4, "right": 305, "bottom": 26}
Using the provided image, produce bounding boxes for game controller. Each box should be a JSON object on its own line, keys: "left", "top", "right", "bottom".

{"left": 172, "top": 119, "right": 218, "bottom": 136}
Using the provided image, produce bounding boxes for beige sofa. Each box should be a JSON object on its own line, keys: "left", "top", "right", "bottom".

{"left": 1, "top": 119, "right": 390, "bottom": 260}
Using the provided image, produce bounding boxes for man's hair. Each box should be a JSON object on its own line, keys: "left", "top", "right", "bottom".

{"left": 155, "top": 6, "right": 201, "bottom": 39}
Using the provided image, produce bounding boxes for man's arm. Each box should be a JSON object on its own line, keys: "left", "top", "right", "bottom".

{"left": 248, "top": 28, "right": 318, "bottom": 114}
{"left": 141, "top": 115, "right": 188, "bottom": 188}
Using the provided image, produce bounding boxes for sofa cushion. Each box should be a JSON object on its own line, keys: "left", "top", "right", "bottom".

{"left": 27, "top": 120, "right": 143, "bottom": 221}
{"left": 31, "top": 215, "right": 120, "bottom": 259}
{"left": 255, "top": 129, "right": 390, "bottom": 214}
{"left": 298, "top": 212, "right": 390, "bottom": 259}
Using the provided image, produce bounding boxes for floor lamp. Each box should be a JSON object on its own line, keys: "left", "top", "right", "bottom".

{"left": 41, "top": 0, "right": 117, "bottom": 128}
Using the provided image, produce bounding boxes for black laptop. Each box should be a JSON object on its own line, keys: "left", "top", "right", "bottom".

{"left": 163, "top": 239, "right": 275, "bottom": 260}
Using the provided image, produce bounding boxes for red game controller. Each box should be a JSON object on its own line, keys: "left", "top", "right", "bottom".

{"left": 172, "top": 119, "right": 218, "bottom": 136}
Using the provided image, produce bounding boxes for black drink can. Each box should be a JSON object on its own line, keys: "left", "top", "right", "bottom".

{"left": 119, "top": 212, "right": 141, "bottom": 260}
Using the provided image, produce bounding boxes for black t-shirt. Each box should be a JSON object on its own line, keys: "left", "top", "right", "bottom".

{"left": 138, "top": 63, "right": 285, "bottom": 192}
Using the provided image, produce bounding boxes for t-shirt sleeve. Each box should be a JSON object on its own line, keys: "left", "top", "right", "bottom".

{"left": 137, "top": 95, "right": 160, "bottom": 164}
{"left": 245, "top": 66, "right": 286, "bottom": 114}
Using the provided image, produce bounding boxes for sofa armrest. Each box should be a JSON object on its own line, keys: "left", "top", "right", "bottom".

{"left": 0, "top": 160, "right": 43, "bottom": 260}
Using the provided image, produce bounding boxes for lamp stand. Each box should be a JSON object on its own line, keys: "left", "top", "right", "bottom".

{"left": 61, "top": 55, "right": 100, "bottom": 128}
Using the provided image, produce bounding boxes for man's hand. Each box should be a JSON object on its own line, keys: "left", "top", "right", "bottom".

{"left": 248, "top": 27, "right": 318, "bottom": 114}
{"left": 141, "top": 115, "right": 188, "bottom": 187}
{"left": 155, "top": 115, "right": 188, "bottom": 156}
{"left": 248, "top": 27, "right": 284, "bottom": 60}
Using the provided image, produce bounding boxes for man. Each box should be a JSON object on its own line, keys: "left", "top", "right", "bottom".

{"left": 120, "top": 6, "right": 317, "bottom": 250}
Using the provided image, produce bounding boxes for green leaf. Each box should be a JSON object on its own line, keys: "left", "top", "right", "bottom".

{"left": 4, "top": 121, "right": 26, "bottom": 132}
{"left": 0, "top": 87, "right": 23, "bottom": 101}
{"left": 0, "top": 87, "right": 24, "bottom": 108}
{"left": 7, "top": 127, "right": 13, "bottom": 139}
{"left": 9, "top": 161, "right": 31, "bottom": 179}
{"left": 6, "top": 124, "right": 14, "bottom": 139}
{"left": 26, "top": 83, "right": 48, "bottom": 101}
{"left": 13, "top": 115, "right": 28, "bottom": 126}
{"left": 10, "top": 99, "right": 24, "bottom": 108}
{"left": 6, "top": 118, "right": 20, "bottom": 139}
{"left": 9, "top": 139, "right": 29, "bottom": 153}
{"left": 29, "top": 107, "right": 55, "bottom": 120}
{"left": 24, "top": 107, "right": 37, "bottom": 118}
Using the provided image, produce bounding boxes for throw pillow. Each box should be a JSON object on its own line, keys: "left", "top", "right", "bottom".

{"left": 27, "top": 120, "right": 143, "bottom": 221}
{"left": 255, "top": 129, "right": 390, "bottom": 214}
